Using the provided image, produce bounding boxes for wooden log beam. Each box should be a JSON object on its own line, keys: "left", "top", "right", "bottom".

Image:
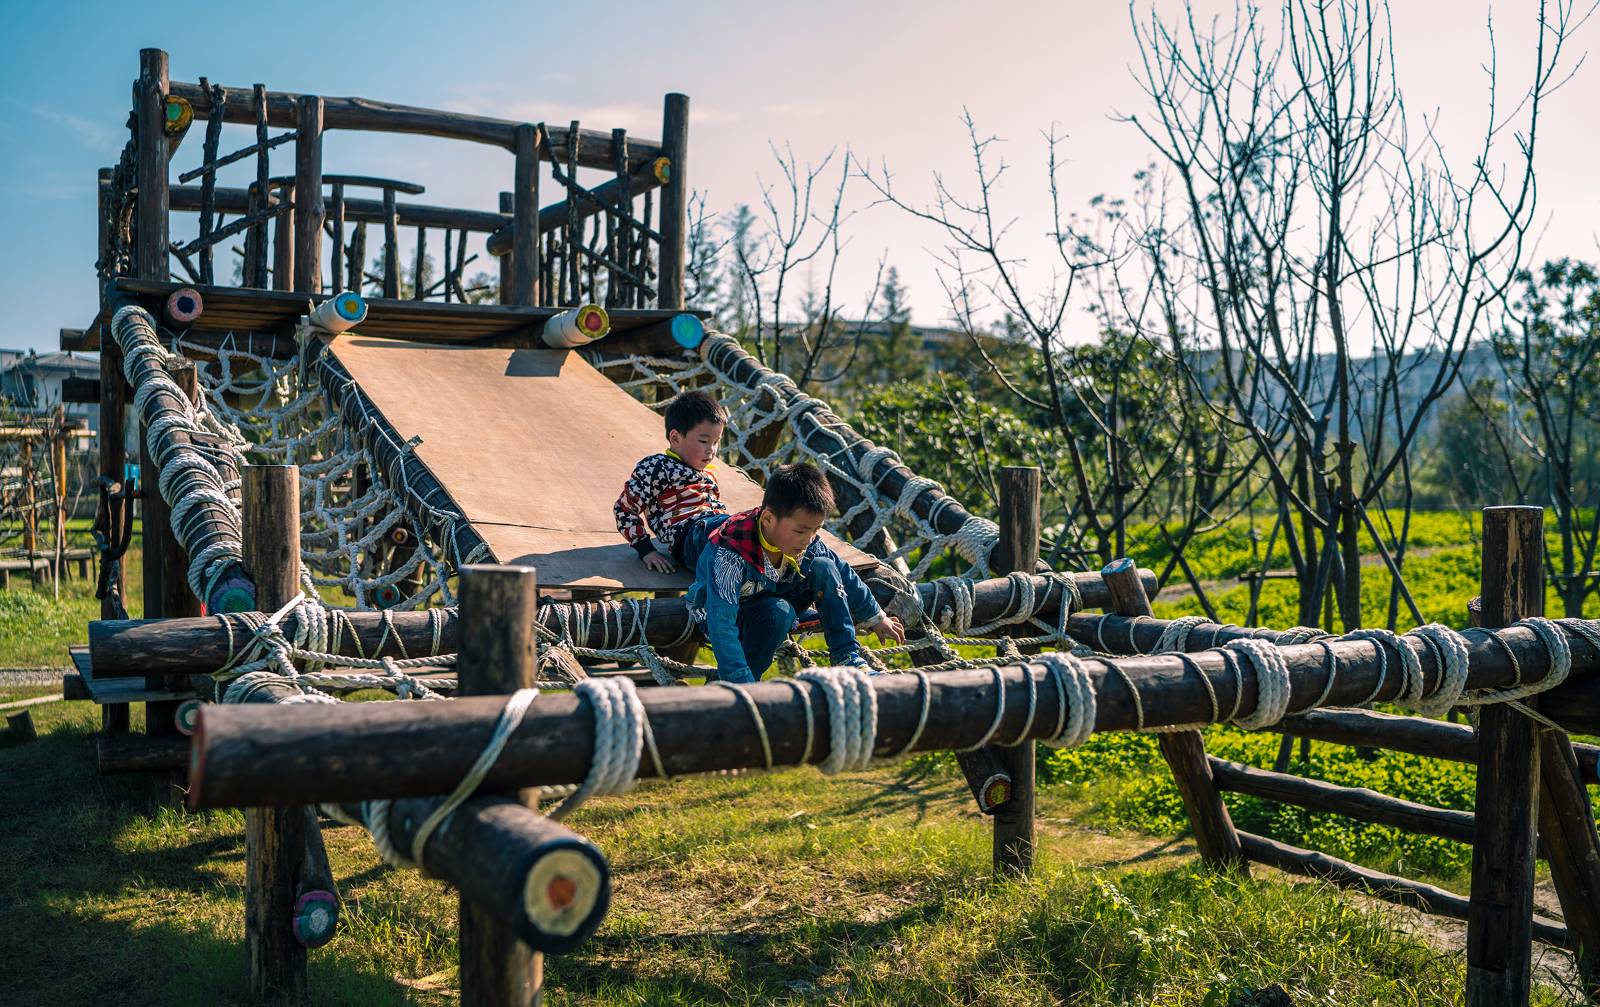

{"left": 168, "top": 79, "right": 664, "bottom": 168}
{"left": 1104, "top": 557, "right": 1246, "bottom": 871}
{"left": 340, "top": 793, "right": 610, "bottom": 955}
{"left": 190, "top": 619, "right": 1590, "bottom": 811}
{"left": 89, "top": 569, "right": 1158, "bottom": 678}
{"left": 1536, "top": 731, "right": 1600, "bottom": 994}
{"left": 1468, "top": 505, "right": 1545, "bottom": 1007}
{"left": 484, "top": 163, "right": 665, "bottom": 257}
{"left": 1270, "top": 708, "right": 1600, "bottom": 785}
{"left": 1238, "top": 831, "right": 1569, "bottom": 949}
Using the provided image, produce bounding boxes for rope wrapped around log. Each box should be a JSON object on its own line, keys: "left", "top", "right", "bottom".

{"left": 88, "top": 568, "right": 1155, "bottom": 678}
{"left": 112, "top": 304, "right": 254, "bottom": 612}
{"left": 188, "top": 620, "right": 1600, "bottom": 809}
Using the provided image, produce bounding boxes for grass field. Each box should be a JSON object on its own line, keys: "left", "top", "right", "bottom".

{"left": 2, "top": 510, "right": 1592, "bottom": 1004}
{"left": 2, "top": 692, "right": 1583, "bottom": 1006}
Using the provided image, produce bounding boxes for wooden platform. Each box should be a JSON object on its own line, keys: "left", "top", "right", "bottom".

{"left": 66, "top": 279, "right": 705, "bottom": 357}
{"left": 69, "top": 646, "right": 193, "bottom": 705}
{"left": 326, "top": 336, "right": 875, "bottom": 591}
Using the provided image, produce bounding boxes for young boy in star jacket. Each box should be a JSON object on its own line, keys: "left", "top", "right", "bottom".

{"left": 613, "top": 390, "right": 730, "bottom": 574}
{"left": 685, "top": 463, "right": 904, "bottom": 684}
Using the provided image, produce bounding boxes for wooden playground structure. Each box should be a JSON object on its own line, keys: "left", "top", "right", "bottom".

{"left": 61, "top": 48, "right": 1600, "bottom": 1007}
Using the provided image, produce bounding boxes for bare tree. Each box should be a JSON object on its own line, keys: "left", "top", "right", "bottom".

{"left": 1468, "top": 259, "right": 1600, "bottom": 617}
{"left": 1118, "top": 0, "right": 1584, "bottom": 629}
{"left": 725, "top": 145, "right": 884, "bottom": 391}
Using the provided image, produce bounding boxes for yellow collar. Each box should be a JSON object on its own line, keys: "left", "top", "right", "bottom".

{"left": 665, "top": 448, "right": 715, "bottom": 471}
{"left": 758, "top": 522, "right": 802, "bottom": 572}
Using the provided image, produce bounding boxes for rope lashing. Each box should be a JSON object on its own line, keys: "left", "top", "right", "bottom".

{"left": 1151, "top": 615, "right": 1214, "bottom": 655}
{"left": 796, "top": 666, "right": 878, "bottom": 774}
{"left": 1462, "top": 616, "right": 1574, "bottom": 711}
{"left": 1402, "top": 624, "right": 1470, "bottom": 718}
{"left": 1035, "top": 652, "right": 1096, "bottom": 748}
{"left": 549, "top": 677, "right": 650, "bottom": 821}
{"left": 363, "top": 686, "right": 541, "bottom": 871}
{"left": 1348, "top": 628, "right": 1423, "bottom": 709}
{"left": 1222, "top": 638, "right": 1293, "bottom": 730}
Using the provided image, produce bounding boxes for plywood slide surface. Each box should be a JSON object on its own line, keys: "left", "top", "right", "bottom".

{"left": 326, "top": 336, "right": 874, "bottom": 590}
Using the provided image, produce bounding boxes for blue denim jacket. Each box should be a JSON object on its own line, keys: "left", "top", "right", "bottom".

{"left": 687, "top": 531, "right": 883, "bottom": 683}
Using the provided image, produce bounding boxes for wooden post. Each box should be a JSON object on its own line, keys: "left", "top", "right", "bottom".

{"left": 1101, "top": 556, "right": 1248, "bottom": 871}
{"left": 657, "top": 95, "right": 689, "bottom": 309}
{"left": 272, "top": 183, "right": 294, "bottom": 292}
{"left": 292, "top": 96, "right": 324, "bottom": 294}
{"left": 1467, "top": 505, "right": 1545, "bottom": 1007}
{"left": 242, "top": 465, "right": 310, "bottom": 1003}
{"left": 329, "top": 183, "right": 345, "bottom": 293}
{"left": 991, "top": 467, "right": 1039, "bottom": 875}
{"left": 134, "top": 49, "right": 170, "bottom": 283}
{"left": 381, "top": 188, "right": 399, "bottom": 298}
{"left": 22, "top": 441, "right": 37, "bottom": 584}
{"left": 498, "top": 192, "right": 513, "bottom": 304}
{"left": 413, "top": 226, "right": 427, "bottom": 299}
{"left": 456, "top": 564, "right": 544, "bottom": 1007}
{"left": 51, "top": 421, "right": 67, "bottom": 587}
{"left": 509, "top": 125, "right": 540, "bottom": 307}
{"left": 1536, "top": 731, "right": 1600, "bottom": 996}
{"left": 98, "top": 187, "right": 129, "bottom": 730}
{"left": 7, "top": 710, "right": 37, "bottom": 742}
{"left": 246, "top": 84, "right": 271, "bottom": 288}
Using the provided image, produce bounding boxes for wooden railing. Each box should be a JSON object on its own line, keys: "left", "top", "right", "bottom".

{"left": 102, "top": 48, "right": 688, "bottom": 312}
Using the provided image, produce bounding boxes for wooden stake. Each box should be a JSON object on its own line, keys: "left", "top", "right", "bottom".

{"left": 1467, "top": 505, "right": 1545, "bottom": 1007}
{"left": 241, "top": 465, "right": 310, "bottom": 1003}
{"left": 1101, "top": 556, "right": 1247, "bottom": 871}
{"left": 991, "top": 467, "right": 1039, "bottom": 875}
{"left": 134, "top": 49, "right": 170, "bottom": 283}
{"left": 657, "top": 94, "right": 688, "bottom": 309}
{"left": 292, "top": 96, "right": 324, "bottom": 294}
{"left": 510, "top": 125, "right": 541, "bottom": 307}
{"left": 456, "top": 564, "right": 544, "bottom": 1007}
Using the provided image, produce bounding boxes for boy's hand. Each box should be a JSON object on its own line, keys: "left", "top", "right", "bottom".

{"left": 642, "top": 551, "right": 676, "bottom": 574}
{"left": 870, "top": 614, "right": 906, "bottom": 645}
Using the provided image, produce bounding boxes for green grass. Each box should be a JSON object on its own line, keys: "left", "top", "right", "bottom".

{"left": 2, "top": 696, "right": 1581, "bottom": 1006}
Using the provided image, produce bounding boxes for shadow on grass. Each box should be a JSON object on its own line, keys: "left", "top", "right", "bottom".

{"left": 0, "top": 709, "right": 434, "bottom": 1007}
{"left": 551, "top": 901, "right": 949, "bottom": 1003}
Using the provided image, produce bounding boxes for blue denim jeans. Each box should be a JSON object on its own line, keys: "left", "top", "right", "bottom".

{"left": 723, "top": 594, "right": 796, "bottom": 683}
{"left": 673, "top": 511, "right": 729, "bottom": 570}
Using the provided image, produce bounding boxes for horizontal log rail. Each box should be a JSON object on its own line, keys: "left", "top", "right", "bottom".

{"left": 189, "top": 632, "right": 1599, "bottom": 809}
{"left": 167, "top": 80, "right": 663, "bottom": 170}
{"left": 1269, "top": 708, "right": 1600, "bottom": 785}
{"left": 1209, "top": 756, "right": 1553, "bottom": 857}
{"left": 1237, "top": 831, "right": 1569, "bottom": 948}
{"left": 88, "top": 569, "right": 1158, "bottom": 677}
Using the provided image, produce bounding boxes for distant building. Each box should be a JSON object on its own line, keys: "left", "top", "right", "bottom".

{"left": 0, "top": 350, "right": 100, "bottom": 431}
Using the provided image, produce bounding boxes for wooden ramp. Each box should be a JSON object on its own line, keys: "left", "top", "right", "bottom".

{"left": 325, "top": 336, "right": 875, "bottom": 590}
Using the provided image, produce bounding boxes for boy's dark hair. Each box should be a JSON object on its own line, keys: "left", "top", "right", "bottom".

{"left": 763, "top": 463, "right": 835, "bottom": 518}
{"left": 663, "top": 390, "right": 728, "bottom": 436}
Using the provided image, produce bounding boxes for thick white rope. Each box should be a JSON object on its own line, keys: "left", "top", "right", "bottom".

{"left": 1223, "top": 638, "right": 1293, "bottom": 730}
{"left": 1035, "top": 652, "right": 1096, "bottom": 748}
{"left": 796, "top": 666, "right": 878, "bottom": 774}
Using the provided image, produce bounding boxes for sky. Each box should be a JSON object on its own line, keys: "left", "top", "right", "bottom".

{"left": 0, "top": 0, "right": 1595, "bottom": 353}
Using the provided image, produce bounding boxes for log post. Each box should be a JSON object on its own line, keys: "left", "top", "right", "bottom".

{"left": 7, "top": 710, "right": 37, "bottom": 743}
{"left": 991, "top": 466, "right": 1039, "bottom": 875}
{"left": 272, "top": 183, "right": 294, "bottom": 292}
{"left": 456, "top": 564, "right": 544, "bottom": 1006}
{"left": 292, "top": 96, "right": 324, "bottom": 294}
{"left": 97, "top": 181, "right": 129, "bottom": 730}
{"left": 498, "top": 192, "right": 513, "bottom": 304}
{"left": 509, "top": 125, "right": 540, "bottom": 307}
{"left": 381, "top": 187, "right": 400, "bottom": 298}
{"left": 1101, "top": 556, "right": 1247, "bottom": 871}
{"left": 1536, "top": 730, "right": 1600, "bottom": 996}
{"left": 1467, "top": 505, "right": 1545, "bottom": 1007}
{"left": 657, "top": 94, "right": 688, "bottom": 309}
{"left": 22, "top": 441, "right": 36, "bottom": 584}
{"left": 241, "top": 465, "right": 312, "bottom": 1003}
{"left": 329, "top": 183, "right": 345, "bottom": 293}
{"left": 134, "top": 49, "right": 170, "bottom": 283}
